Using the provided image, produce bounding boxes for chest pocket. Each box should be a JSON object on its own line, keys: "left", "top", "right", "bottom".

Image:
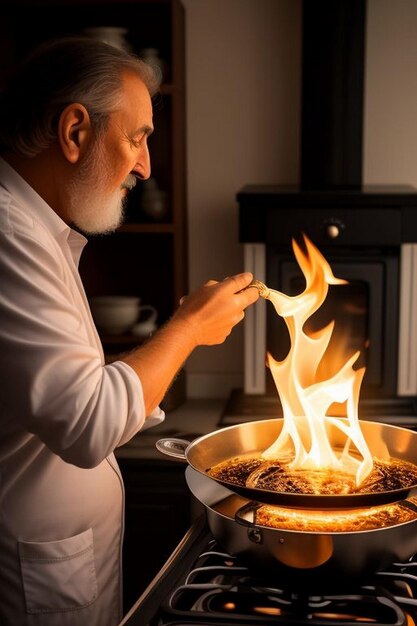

{"left": 18, "top": 527, "right": 97, "bottom": 614}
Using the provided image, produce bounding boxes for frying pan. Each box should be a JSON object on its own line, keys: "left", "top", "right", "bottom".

{"left": 156, "top": 418, "right": 417, "bottom": 508}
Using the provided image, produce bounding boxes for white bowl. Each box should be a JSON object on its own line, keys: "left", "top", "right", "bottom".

{"left": 89, "top": 296, "right": 140, "bottom": 335}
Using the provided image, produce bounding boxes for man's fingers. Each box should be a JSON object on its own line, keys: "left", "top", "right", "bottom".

{"left": 219, "top": 272, "right": 254, "bottom": 293}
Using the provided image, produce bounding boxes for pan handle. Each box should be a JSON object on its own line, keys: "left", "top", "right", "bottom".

{"left": 234, "top": 501, "right": 261, "bottom": 527}
{"left": 155, "top": 437, "right": 190, "bottom": 460}
{"left": 235, "top": 502, "right": 264, "bottom": 544}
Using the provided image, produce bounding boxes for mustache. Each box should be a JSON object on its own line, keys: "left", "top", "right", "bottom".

{"left": 121, "top": 174, "right": 138, "bottom": 191}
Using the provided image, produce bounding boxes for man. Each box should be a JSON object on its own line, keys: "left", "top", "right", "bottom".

{"left": 0, "top": 37, "right": 258, "bottom": 625}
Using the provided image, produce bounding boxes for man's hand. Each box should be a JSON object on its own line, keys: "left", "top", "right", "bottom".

{"left": 172, "top": 272, "right": 260, "bottom": 345}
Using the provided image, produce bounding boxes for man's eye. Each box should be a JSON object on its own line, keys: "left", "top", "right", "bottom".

{"left": 130, "top": 134, "right": 147, "bottom": 149}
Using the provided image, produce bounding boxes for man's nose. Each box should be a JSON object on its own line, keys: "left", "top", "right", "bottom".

{"left": 135, "top": 146, "right": 151, "bottom": 180}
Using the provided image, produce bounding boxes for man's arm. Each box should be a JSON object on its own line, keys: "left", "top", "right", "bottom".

{"left": 121, "top": 272, "right": 259, "bottom": 414}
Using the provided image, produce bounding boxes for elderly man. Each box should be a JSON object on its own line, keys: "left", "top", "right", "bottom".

{"left": 0, "top": 36, "right": 258, "bottom": 626}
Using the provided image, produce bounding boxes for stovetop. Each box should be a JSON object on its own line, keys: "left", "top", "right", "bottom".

{"left": 120, "top": 515, "right": 417, "bottom": 626}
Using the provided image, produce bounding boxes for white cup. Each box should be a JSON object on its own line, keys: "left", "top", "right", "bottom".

{"left": 89, "top": 296, "right": 139, "bottom": 334}
{"left": 132, "top": 306, "right": 158, "bottom": 338}
{"left": 89, "top": 296, "right": 157, "bottom": 335}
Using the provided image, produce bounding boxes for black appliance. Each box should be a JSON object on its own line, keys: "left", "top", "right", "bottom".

{"left": 224, "top": 185, "right": 417, "bottom": 427}
{"left": 120, "top": 514, "right": 417, "bottom": 625}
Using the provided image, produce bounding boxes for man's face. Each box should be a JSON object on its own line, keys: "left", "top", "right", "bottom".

{"left": 66, "top": 72, "right": 154, "bottom": 235}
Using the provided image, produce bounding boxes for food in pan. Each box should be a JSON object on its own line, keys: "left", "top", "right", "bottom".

{"left": 207, "top": 453, "right": 417, "bottom": 495}
{"left": 253, "top": 497, "right": 417, "bottom": 532}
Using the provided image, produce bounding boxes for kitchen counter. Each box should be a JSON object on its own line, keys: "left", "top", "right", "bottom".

{"left": 115, "top": 398, "right": 225, "bottom": 461}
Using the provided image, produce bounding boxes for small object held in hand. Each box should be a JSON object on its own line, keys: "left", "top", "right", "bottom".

{"left": 248, "top": 280, "right": 270, "bottom": 298}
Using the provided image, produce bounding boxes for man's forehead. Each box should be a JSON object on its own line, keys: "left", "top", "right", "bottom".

{"left": 118, "top": 73, "right": 153, "bottom": 127}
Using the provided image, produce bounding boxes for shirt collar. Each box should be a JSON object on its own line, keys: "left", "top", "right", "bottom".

{"left": 0, "top": 155, "right": 87, "bottom": 261}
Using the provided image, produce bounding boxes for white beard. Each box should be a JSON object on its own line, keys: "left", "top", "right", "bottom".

{"left": 65, "top": 137, "right": 136, "bottom": 235}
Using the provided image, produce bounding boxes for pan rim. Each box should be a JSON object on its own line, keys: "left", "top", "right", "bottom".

{"left": 185, "top": 418, "right": 417, "bottom": 507}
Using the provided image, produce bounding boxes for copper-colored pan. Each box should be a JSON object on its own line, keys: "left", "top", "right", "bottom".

{"left": 156, "top": 418, "right": 417, "bottom": 508}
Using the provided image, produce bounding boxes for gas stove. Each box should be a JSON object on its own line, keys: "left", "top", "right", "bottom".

{"left": 120, "top": 514, "right": 417, "bottom": 626}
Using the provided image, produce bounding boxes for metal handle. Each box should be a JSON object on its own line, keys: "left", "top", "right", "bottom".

{"left": 248, "top": 280, "right": 271, "bottom": 299}
{"left": 234, "top": 501, "right": 260, "bottom": 527}
{"left": 155, "top": 437, "right": 190, "bottom": 460}
{"left": 235, "top": 502, "right": 263, "bottom": 543}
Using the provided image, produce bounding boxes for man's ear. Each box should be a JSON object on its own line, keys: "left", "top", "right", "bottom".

{"left": 58, "top": 103, "right": 92, "bottom": 163}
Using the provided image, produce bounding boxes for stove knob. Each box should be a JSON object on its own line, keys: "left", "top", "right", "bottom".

{"left": 326, "top": 224, "right": 340, "bottom": 239}
{"left": 323, "top": 218, "right": 345, "bottom": 239}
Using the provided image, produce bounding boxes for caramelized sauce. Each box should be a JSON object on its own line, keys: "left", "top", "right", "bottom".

{"left": 254, "top": 497, "right": 417, "bottom": 532}
{"left": 207, "top": 454, "right": 417, "bottom": 495}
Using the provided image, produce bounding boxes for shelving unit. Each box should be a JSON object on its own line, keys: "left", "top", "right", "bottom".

{"left": 0, "top": 0, "right": 188, "bottom": 350}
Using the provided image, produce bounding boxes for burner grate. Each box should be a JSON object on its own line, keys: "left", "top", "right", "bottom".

{"left": 120, "top": 519, "right": 417, "bottom": 626}
{"left": 158, "top": 543, "right": 417, "bottom": 626}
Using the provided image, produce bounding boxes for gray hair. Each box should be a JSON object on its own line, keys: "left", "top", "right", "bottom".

{"left": 0, "top": 36, "right": 161, "bottom": 157}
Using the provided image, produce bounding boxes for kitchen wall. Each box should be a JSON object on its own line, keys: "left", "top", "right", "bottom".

{"left": 183, "top": 0, "right": 417, "bottom": 399}
{"left": 364, "top": 0, "right": 417, "bottom": 185}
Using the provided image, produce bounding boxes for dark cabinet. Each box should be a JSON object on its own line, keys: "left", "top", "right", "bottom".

{"left": 117, "top": 457, "right": 191, "bottom": 612}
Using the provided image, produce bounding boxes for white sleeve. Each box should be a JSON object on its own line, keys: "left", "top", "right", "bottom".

{"left": 111, "top": 361, "right": 165, "bottom": 439}
{"left": 0, "top": 213, "right": 165, "bottom": 468}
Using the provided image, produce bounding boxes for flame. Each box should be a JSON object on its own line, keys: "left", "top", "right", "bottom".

{"left": 262, "top": 235, "right": 374, "bottom": 486}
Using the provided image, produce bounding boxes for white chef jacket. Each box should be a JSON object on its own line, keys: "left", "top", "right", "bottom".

{"left": 0, "top": 156, "right": 164, "bottom": 626}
